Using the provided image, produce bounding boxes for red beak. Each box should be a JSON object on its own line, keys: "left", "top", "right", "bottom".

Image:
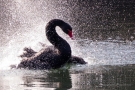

{"left": 68, "top": 30, "right": 73, "bottom": 39}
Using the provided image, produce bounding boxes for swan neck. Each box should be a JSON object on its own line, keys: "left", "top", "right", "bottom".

{"left": 46, "top": 20, "right": 71, "bottom": 58}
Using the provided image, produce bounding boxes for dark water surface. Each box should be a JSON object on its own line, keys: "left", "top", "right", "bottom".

{"left": 0, "top": 0, "right": 135, "bottom": 90}
{"left": 1, "top": 65, "right": 135, "bottom": 90}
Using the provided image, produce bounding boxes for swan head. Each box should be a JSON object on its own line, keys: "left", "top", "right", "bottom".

{"left": 60, "top": 23, "right": 73, "bottom": 39}
{"left": 63, "top": 25, "right": 73, "bottom": 39}
{"left": 46, "top": 19, "right": 73, "bottom": 39}
{"left": 57, "top": 19, "right": 73, "bottom": 39}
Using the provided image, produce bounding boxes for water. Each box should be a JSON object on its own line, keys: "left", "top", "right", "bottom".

{"left": 1, "top": 65, "right": 135, "bottom": 90}
{"left": 1, "top": 0, "right": 135, "bottom": 90}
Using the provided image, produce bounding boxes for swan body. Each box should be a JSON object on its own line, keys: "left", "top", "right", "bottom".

{"left": 17, "top": 19, "right": 86, "bottom": 70}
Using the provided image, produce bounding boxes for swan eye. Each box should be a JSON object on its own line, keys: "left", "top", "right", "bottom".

{"left": 68, "top": 30, "right": 73, "bottom": 39}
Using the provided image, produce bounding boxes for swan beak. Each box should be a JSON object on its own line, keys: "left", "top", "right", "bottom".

{"left": 68, "top": 30, "right": 74, "bottom": 40}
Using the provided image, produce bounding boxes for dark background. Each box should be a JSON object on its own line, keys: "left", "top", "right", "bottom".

{"left": 0, "top": 0, "right": 135, "bottom": 46}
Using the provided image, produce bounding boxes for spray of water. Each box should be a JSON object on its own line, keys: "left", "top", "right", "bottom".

{"left": 0, "top": 0, "right": 48, "bottom": 70}
{"left": 1, "top": 0, "right": 135, "bottom": 70}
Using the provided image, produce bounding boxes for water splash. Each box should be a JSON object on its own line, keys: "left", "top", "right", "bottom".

{"left": 0, "top": 24, "right": 47, "bottom": 70}
{"left": 0, "top": 0, "right": 47, "bottom": 70}
{"left": 73, "top": 39, "right": 135, "bottom": 65}
{"left": 1, "top": 0, "right": 135, "bottom": 70}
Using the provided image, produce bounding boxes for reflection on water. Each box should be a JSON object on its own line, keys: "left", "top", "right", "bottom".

{"left": 71, "top": 65, "right": 135, "bottom": 90}
{"left": 21, "top": 70, "right": 72, "bottom": 90}
{"left": 0, "top": 65, "right": 135, "bottom": 90}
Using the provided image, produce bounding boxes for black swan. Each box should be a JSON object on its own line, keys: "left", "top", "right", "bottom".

{"left": 17, "top": 19, "right": 87, "bottom": 70}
